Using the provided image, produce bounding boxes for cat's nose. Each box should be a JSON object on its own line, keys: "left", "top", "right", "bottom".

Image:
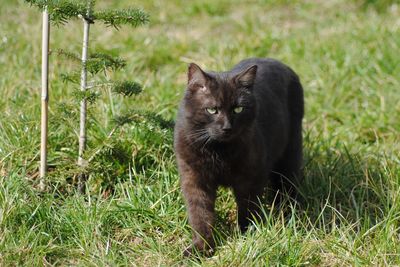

{"left": 222, "top": 121, "right": 232, "bottom": 132}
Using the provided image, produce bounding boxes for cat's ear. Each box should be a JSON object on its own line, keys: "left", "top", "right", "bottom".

{"left": 236, "top": 65, "right": 258, "bottom": 87}
{"left": 188, "top": 63, "right": 209, "bottom": 88}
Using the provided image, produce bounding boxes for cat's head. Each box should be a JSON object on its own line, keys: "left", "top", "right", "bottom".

{"left": 183, "top": 62, "right": 257, "bottom": 143}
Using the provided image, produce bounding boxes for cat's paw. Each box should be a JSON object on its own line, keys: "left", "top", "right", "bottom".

{"left": 183, "top": 244, "right": 214, "bottom": 257}
{"left": 183, "top": 245, "right": 195, "bottom": 257}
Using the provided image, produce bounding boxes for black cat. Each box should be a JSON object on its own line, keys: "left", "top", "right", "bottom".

{"left": 174, "top": 58, "right": 304, "bottom": 256}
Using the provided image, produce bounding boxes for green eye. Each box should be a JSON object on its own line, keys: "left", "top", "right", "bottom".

{"left": 206, "top": 107, "right": 217, "bottom": 114}
{"left": 233, "top": 106, "right": 243, "bottom": 114}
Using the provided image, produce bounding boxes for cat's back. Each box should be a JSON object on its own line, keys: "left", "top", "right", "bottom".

{"left": 231, "top": 57, "right": 303, "bottom": 115}
{"left": 231, "top": 58, "right": 299, "bottom": 91}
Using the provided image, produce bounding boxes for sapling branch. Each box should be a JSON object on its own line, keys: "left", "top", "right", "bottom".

{"left": 54, "top": 49, "right": 81, "bottom": 62}
{"left": 95, "top": 8, "right": 149, "bottom": 29}
{"left": 60, "top": 72, "right": 80, "bottom": 84}
{"left": 112, "top": 81, "right": 142, "bottom": 97}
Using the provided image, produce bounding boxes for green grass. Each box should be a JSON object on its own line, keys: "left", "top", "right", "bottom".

{"left": 1, "top": 0, "right": 400, "bottom": 265}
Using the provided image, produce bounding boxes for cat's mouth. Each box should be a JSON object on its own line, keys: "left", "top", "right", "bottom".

{"left": 210, "top": 131, "right": 236, "bottom": 143}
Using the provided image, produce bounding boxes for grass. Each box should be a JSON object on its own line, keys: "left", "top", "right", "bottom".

{"left": 1, "top": 0, "right": 399, "bottom": 265}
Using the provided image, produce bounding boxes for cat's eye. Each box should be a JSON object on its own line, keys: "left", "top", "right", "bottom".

{"left": 233, "top": 106, "right": 243, "bottom": 114}
{"left": 206, "top": 107, "right": 218, "bottom": 114}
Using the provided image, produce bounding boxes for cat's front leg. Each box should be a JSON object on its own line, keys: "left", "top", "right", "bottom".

{"left": 234, "top": 184, "right": 264, "bottom": 232}
{"left": 181, "top": 173, "right": 217, "bottom": 256}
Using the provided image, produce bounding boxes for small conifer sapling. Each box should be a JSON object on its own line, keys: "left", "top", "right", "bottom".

{"left": 25, "top": 0, "right": 149, "bottom": 190}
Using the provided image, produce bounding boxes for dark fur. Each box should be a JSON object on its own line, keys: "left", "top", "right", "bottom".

{"left": 174, "top": 58, "right": 304, "bottom": 256}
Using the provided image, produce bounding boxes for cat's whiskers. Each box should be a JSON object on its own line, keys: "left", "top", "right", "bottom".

{"left": 186, "top": 129, "right": 211, "bottom": 148}
{"left": 200, "top": 136, "right": 211, "bottom": 153}
{"left": 186, "top": 129, "right": 208, "bottom": 138}
{"left": 195, "top": 134, "right": 210, "bottom": 146}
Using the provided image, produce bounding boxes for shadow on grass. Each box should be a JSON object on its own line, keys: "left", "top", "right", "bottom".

{"left": 298, "top": 131, "right": 392, "bottom": 228}
{"left": 206, "top": 131, "right": 395, "bottom": 256}
{"left": 357, "top": 0, "right": 398, "bottom": 13}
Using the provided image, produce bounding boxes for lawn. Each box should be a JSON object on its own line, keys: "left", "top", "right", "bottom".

{"left": 0, "top": 0, "right": 399, "bottom": 265}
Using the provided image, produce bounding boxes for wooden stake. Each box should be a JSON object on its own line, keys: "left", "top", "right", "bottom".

{"left": 39, "top": 7, "right": 50, "bottom": 191}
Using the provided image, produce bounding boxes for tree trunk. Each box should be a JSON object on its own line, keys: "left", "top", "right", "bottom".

{"left": 39, "top": 7, "right": 50, "bottom": 191}
{"left": 77, "top": 15, "right": 90, "bottom": 192}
